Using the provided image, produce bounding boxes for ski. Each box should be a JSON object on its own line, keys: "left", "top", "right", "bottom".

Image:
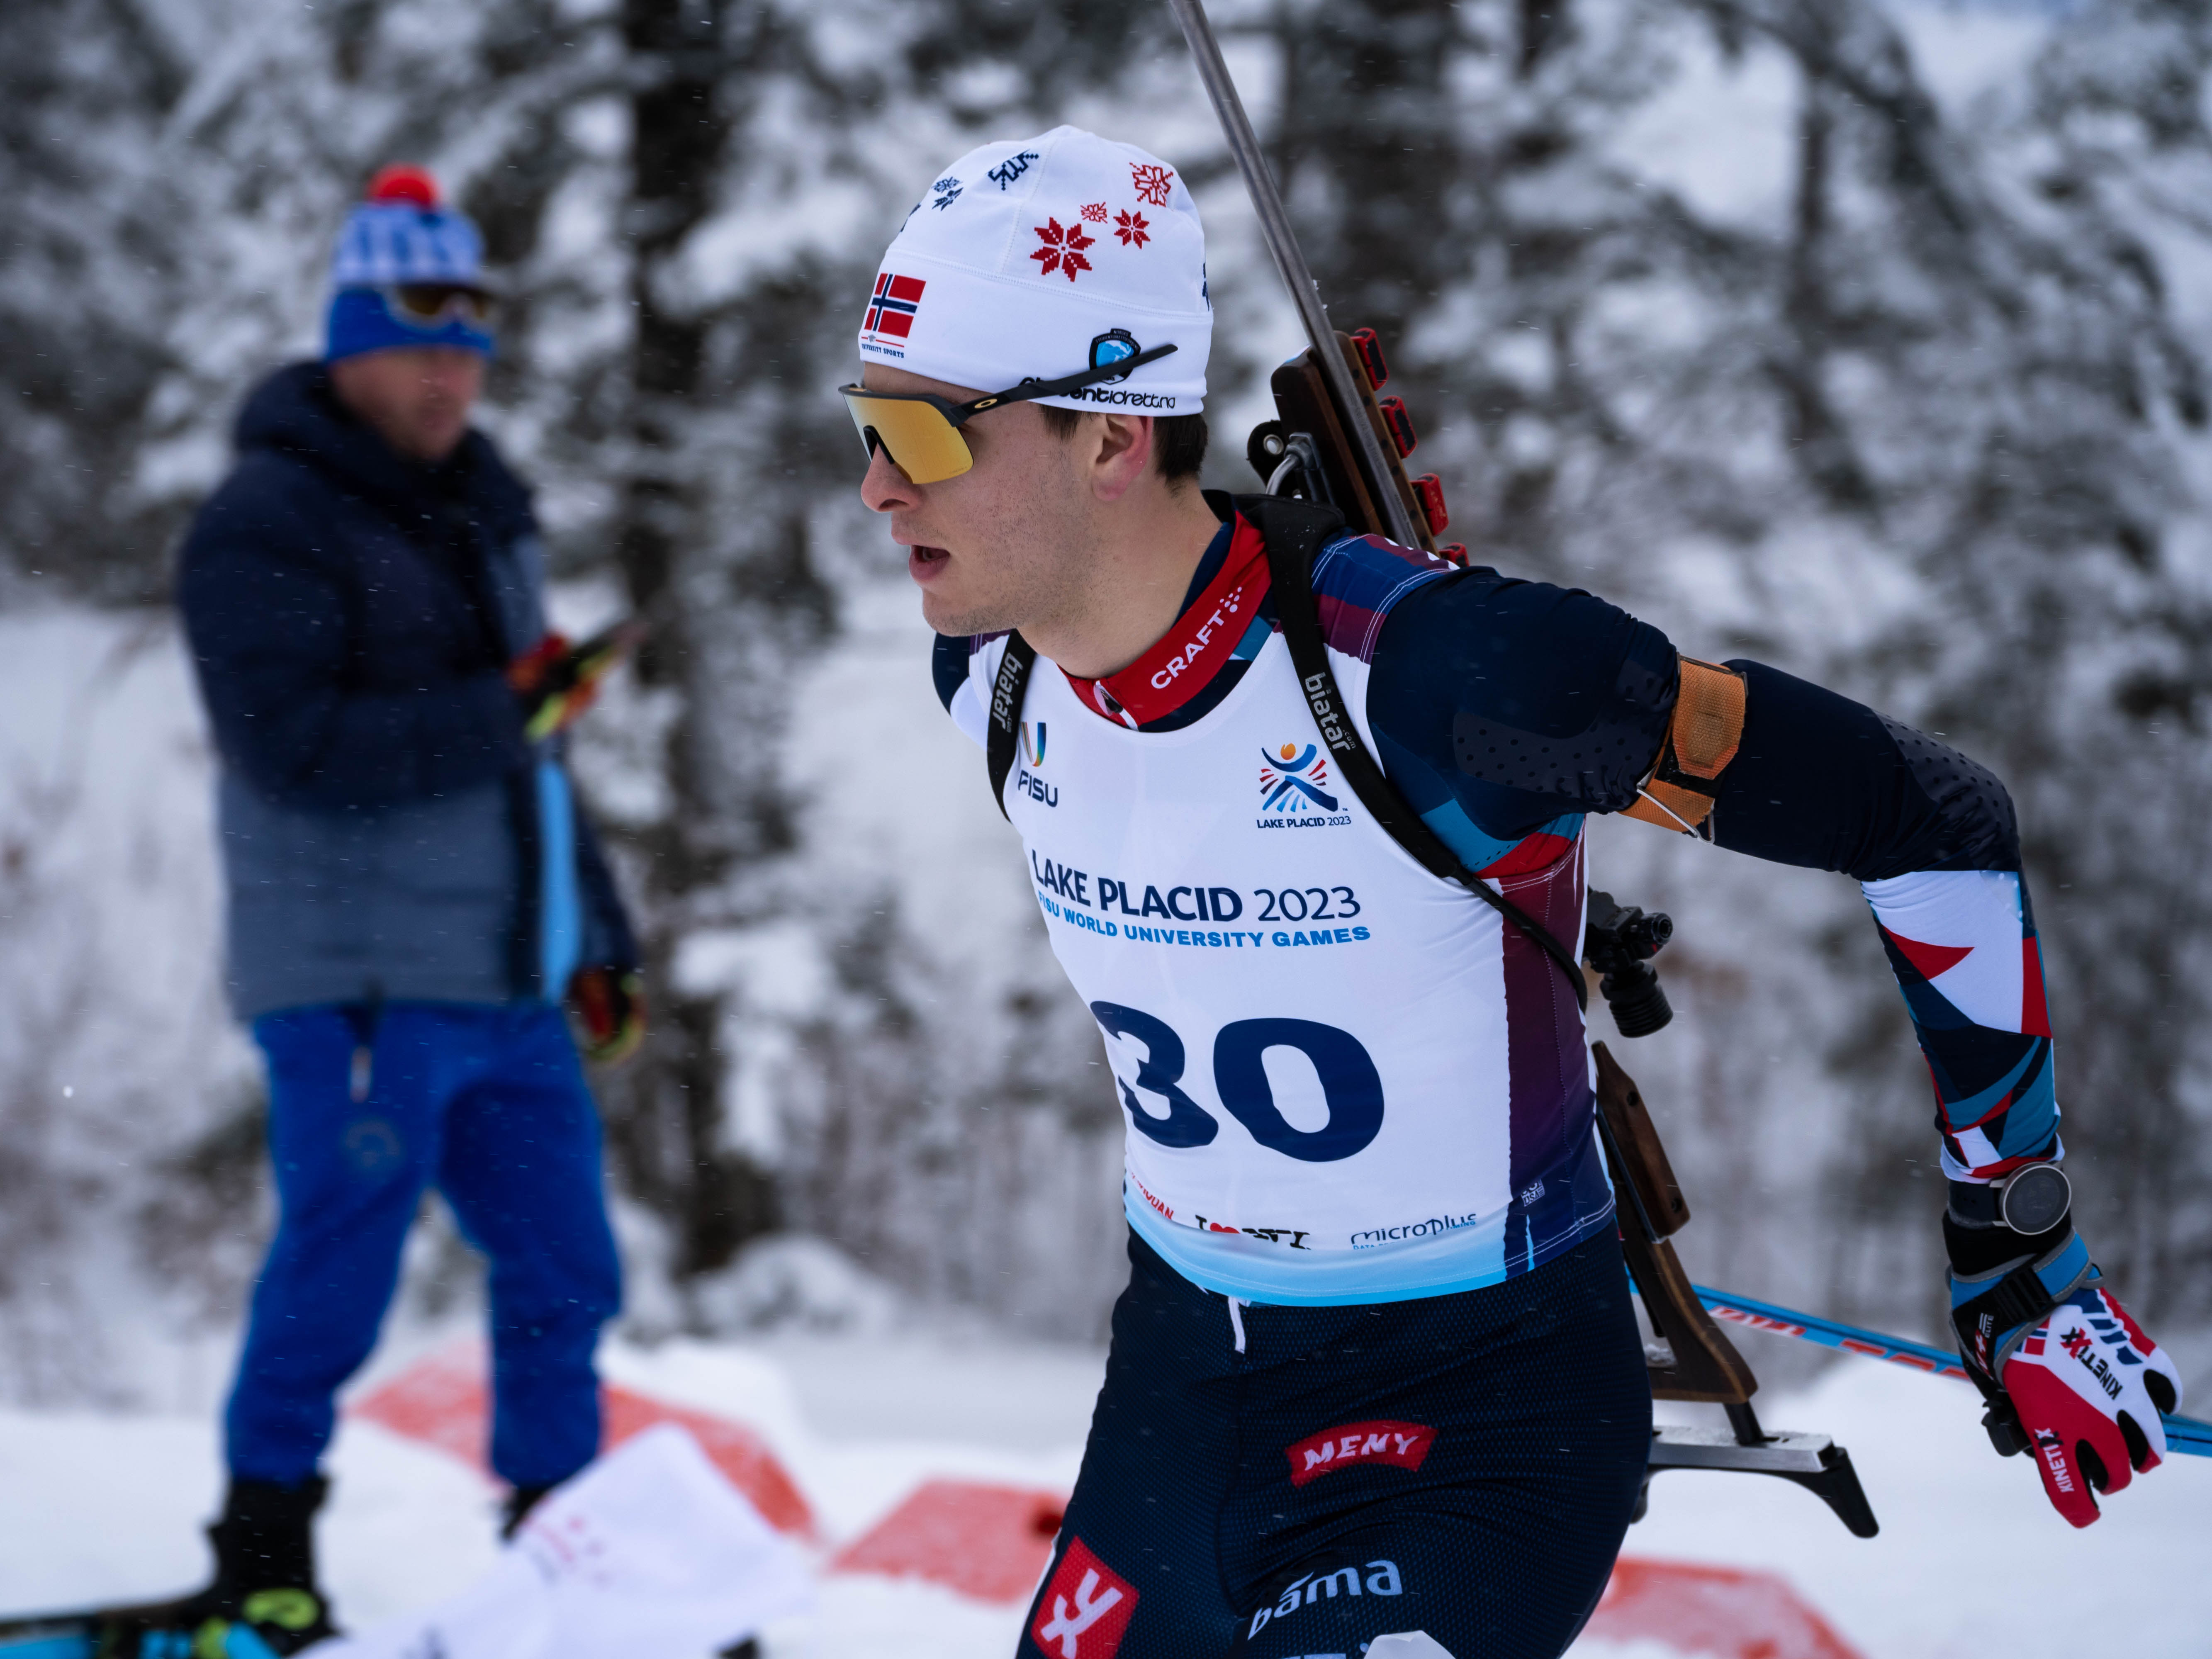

{"left": 0, "top": 1609, "right": 97, "bottom": 1658}
{"left": 1694, "top": 1283, "right": 2212, "bottom": 1459}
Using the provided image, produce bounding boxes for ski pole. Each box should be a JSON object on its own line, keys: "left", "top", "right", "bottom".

{"left": 1693, "top": 1283, "right": 2212, "bottom": 1459}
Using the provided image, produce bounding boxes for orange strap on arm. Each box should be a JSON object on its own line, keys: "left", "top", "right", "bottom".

{"left": 1622, "top": 656, "right": 1747, "bottom": 837}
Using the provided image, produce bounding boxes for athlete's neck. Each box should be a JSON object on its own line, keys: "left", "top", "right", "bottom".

{"left": 1020, "top": 481, "right": 1224, "bottom": 680}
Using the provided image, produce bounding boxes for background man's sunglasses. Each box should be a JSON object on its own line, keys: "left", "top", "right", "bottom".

{"left": 840, "top": 342, "right": 1177, "bottom": 484}
{"left": 384, "top": 283, "right": 498, "bottom": 329}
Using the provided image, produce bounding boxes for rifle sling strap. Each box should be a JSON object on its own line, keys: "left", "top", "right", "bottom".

{"left": 1239, "top": 494, "right": 1587, "bottom": 1015}
{"left": 982, "top": 495, "right": 1587, "bottom": 1016}
{"left": 986, "top": 630, "right": 1039, "bottom": 815}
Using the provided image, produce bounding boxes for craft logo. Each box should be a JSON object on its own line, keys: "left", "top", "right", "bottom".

{"left": 1258, "top": 742, "right": 1340, "bottom": 815}
{"left": 1284, "top": 1421, "right": 1435, "bottom": 1488}
{"left": 1031, "top": 1537, "right": 1137, "bottom": 1659}
{"left": 862, "top": 272, "right": 925, "bottom": 344}
{"left": 1032, "top": 216, "right": 1097, "bottom": 282}
{"left": 1129, "top": 162, "right": 1175, "bottom": 207}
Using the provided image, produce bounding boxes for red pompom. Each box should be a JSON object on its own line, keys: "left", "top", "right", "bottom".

{"left": 366, "top": 164, "right": 440, "bottom": 209}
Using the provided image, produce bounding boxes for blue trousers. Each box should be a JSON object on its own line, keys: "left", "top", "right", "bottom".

{"left": 225, "top": 1002, "right": 623, "bottom": 1489}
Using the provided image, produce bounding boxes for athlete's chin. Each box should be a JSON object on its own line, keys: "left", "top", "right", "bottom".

{"left": 918, "top": 584, "right": 1011, "bottom": 640}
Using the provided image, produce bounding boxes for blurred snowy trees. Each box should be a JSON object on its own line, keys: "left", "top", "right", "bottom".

{"left": 1, "top": 0, "right": 2210, "bottom": 1379}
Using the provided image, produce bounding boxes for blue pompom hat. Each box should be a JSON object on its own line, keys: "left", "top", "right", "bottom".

{"left": 324, "top": 165, "right": 497, "bottom": 363}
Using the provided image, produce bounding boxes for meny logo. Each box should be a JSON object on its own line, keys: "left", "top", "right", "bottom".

{"left": 1284, "top": 1420, "right": 1435, "bottom": 1488}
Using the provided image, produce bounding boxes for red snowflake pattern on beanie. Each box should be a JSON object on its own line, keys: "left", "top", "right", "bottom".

{"left": 1114, "top": 210, "right": 1150, "bottom": 248}
{"left": 1080, "top": 202, "right": 1107, "bottom": 222}
{"left": 1031, "top": 217, "right": 1097, "bottom": 282}
{"left": 1129, "top": 163, "right": 1174, "bottom": 207}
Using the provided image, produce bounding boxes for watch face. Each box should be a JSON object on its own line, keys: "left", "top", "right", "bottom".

{"left": 2000, "top": 1163, "right": 2070, "bottom": 1236}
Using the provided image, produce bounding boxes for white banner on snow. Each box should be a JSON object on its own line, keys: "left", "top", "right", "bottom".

{"left": 321, "top": 1423, "right": 815, "bottom": 1659}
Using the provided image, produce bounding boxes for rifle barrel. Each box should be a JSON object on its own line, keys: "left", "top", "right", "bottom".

{"left": 1166, "top": 0, "right": 1425, "bottom": 549}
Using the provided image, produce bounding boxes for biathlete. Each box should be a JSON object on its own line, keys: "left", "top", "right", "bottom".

{"left": 841, "top": 126, "right": 2182, "bottom": 1659}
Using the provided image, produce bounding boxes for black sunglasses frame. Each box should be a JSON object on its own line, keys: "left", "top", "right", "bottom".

{"left": 842, "top": 341, "right": 1179, "bottom": 432}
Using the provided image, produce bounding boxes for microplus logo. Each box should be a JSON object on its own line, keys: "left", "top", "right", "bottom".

{"left": 1284, "top": 1420, "right": 1435, "bottom": 1488}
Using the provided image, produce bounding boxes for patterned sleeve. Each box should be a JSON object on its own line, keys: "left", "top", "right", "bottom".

{"left": 1361, "top": 555, "right": 1679, "bottom": 874}
{"left": 1365, "top": 568, "right": 2054, "bottom": 1184}
{"left": 1711, "top": 662, "right": 2056, "bottom": 1181}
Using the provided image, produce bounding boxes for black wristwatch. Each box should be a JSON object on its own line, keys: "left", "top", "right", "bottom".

{"left": 1947, "top": 1161, "right": 2071, "bottom": 1236}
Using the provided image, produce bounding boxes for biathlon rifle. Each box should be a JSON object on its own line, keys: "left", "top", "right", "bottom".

{"left": 1163, "top": 0, "right": 1458, "bottom": 559}
{"left": 1166, "top": 0, "right": 1877, "bottom": 1538}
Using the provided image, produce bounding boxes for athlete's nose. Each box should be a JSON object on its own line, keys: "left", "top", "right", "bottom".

{"left": 860, "top": 438, "right": 918, "bottom": 513}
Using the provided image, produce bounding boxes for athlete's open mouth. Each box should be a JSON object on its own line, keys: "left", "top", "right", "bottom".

{"left": 909, "top": 543, "right": 950, "bottom": 580}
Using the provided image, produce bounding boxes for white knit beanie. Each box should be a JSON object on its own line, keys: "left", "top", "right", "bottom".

{"left": 859, "top": 125, "right": 1212, "bottom": 412}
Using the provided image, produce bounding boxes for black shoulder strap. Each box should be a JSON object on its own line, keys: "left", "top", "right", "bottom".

{"left": 1236, "top": 493, "right": 1589, "bottom": 1014}
{"left": 985, "top": 631, "right": 1038, "bottom": 820}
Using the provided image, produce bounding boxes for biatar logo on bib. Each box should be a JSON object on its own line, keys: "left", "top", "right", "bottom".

{"left": 1258, "top": 742, "right": 1349, "bottom": 828}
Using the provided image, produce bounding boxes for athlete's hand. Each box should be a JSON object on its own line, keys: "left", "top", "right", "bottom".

{"left": 568, "top": 966, "right": 646, "bottom": 1065}
{"left": 509, "top": 625, "right": 637, "bottom": 742}
{"left": 1998, "top": 1283, "right": 2182, "bottom": 1527}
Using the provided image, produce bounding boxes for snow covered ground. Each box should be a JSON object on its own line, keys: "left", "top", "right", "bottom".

{"left": 2, "top": 1320, "right": 2206, "bottom": 1658}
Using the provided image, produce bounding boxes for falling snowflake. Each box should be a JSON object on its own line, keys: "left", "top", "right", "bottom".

{"left": 1079, "top": 202, "right": 1107, "bottom": 222}
{"left": 1030, "top": 217, "right": 1097, "bottom": 282}
{"left": 1114, "top": 209, "right": 1151, "bottom": 248}
{"left": 1129, "top": 163, "right": 1174, "bottom": 207}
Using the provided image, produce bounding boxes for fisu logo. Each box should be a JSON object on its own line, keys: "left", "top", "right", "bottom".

{"left": 1017, "top": 721, "right": 1057, "bottom": 807}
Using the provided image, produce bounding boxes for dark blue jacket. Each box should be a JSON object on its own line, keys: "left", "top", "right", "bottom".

{"left": 178, "top": 362, "right": 637, "bottom": 1018}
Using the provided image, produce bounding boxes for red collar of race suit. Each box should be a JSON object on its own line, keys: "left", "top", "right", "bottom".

{"left": 1061, "top": 514, "right": 1270, "bottom": 729}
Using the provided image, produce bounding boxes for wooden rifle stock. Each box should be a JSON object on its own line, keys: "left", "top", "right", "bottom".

{"left": 1592, "top": 1041, "right": 1759, "bottom": 1403}
{"left": 1256, "top": 334, "right": 1450, "bottom": 557}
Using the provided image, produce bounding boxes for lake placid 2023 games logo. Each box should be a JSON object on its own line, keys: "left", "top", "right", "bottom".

{"left": 1257, "top": 742, "right": 1349, "bottom": 828}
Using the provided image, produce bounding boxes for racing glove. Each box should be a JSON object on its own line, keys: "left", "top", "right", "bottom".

{"left": 1946, "top": 1168, "right": 2183, "bottom": 1527}
{"left": 568, "top": 965, "right": 646, "bottom": 1065}
{"left": 508, "top": 628, "right": 630, "bottom": 742}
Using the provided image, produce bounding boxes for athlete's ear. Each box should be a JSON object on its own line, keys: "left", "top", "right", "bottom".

{"left": 1087, "top": 412, "right": 1157, "bottom": 504}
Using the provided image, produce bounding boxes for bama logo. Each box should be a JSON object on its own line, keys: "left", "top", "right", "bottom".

{"left": 1258, "top": 743, "right": 1341, "bottom": 817}
{"left": 1030, "top": 1537, "right": 1137, "bottom": 1659}
{"left": 1244, "top": 1560, "right": 1404, "bottom": 1642}
{"left": 1284, "top": 1420, "right": 1435, "bottom": 1488}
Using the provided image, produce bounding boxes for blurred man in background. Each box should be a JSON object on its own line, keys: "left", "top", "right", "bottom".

{"left": 134, "top": 166, "right": 644, "bottom": 1654}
